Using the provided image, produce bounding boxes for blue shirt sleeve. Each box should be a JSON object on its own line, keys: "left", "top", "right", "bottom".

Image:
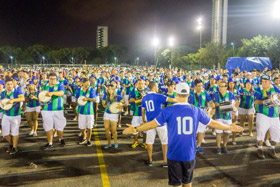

{"left": 75, "top": 89, "right": 79, "bottom": 99}
{"left": 58, "top": 84, "right": 65, "bottom": 92}
{"left": 213, "top": 93, "right": 219, "bottom": 103}
{"left": 254, "top": 88, "right": 262, "bottom": 100}
{"left": 229, "top": 92, "right": 237, "bottom": 101}
{"left": 188, "top": 94, "right": 194, "bottom": 105}
{"left": 160, "top": 94, "right": 168, "bottom": 104}
{"left": 155, "top": 109, "right": 168, "bottom": 127}
{"left": 198, "top": 108, "right": 211, "bottom": 126}
{"left": 17, "top": 87, "right": 23, "bottom": 95}
{"left": 205, "top": 91, "right": 212, "bottom": 102}
{"left": 130, "top": 90, "right": 136, "bottom": 99}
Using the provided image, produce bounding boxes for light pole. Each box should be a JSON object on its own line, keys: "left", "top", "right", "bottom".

{"left": 168, "top": 36, "right": 175, "bottom": 69}
{"left": 231, "top": 42, "right": 235, "bottom": 55}
{"left": 9, "top": 56, "right": 14, "bottom": 65}
{"left": 114, "top": 57, "right": 118, "bottom": 64}
{"left": 197, "top": 17, "right": 203, "bottom": 49}
{"left": 42, "top": 56, "right": 45, "bottom": 64}
{"left": 152, "top": 37, "right": 160, "bottom": 67}
{"left": 135, "top": 57, "right": 140, "bottom": 65}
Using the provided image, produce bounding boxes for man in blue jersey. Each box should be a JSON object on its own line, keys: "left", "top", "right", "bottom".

{"left": 142, "top": 81, "right": 177, "bottom": 167}
{"left": 254, "top": 75, "right": 280, "bottom": 159}
{"left": 1, "top": 77, "right": 25, "bottom": 155}
{"left": 123, "top": 83, "right": 243, "bottom": 187}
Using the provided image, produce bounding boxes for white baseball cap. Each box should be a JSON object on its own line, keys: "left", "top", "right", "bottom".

{"left": 175, "top": 83, "right": 190, "bottom": 95}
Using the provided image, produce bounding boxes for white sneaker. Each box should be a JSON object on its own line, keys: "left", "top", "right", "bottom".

{"left": 124, "top": 112, "right": 128, "bottom": 116}
{"left": 202, "top": 139, "right": 206, "bottom": 144}
{"left": 29, "top": 130, "right": 34, "bottom": 136}
{"left": 33, "top": 132, "right": 37, "bottom": 137}
{"left": 212, "top": 132, "right": 216, "bottom": 136}
{"left": 78, "top": 132, "right": 82, "bottom": 137}
{"left": 54, "top": 133, "right": 58, "bottom": 138}
{"left": 265, "top": 140, "right": 271, "bottom": 147}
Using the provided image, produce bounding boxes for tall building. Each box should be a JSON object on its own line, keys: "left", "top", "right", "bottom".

{"left": 96, "top": 26, "right": 108, "bottom": 48}
{"left": 212, "top": 0, "right": 228, "bottom": 45}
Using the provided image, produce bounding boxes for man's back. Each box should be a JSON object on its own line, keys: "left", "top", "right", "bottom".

{"left": 155, "top": 103, "right": 211, "bottom": 161}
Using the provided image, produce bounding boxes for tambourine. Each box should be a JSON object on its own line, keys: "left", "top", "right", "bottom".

{"left": 0, "top": 99, "right": 14, "bottom": 110}
{"left": 109, "top": 102, "right": 121, "bottom": 113}
{"left": 219, "top": 100, "right": 238, "bottom": 113}
{"left": 78, "top": 96, "right": 87, "bottom": 106}
{"left": 38, "top": 91, "right": 52, "bottom": 103}
{"left": 263, "top": 93, "right": 280, "bottom": 107}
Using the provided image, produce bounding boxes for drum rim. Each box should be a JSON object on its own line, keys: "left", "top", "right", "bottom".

{"left": 39, "top": 91, "right": 51, "bottom": 103}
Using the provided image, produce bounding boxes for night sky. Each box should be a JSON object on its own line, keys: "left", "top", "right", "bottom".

{"left": 0, "top": 0, "right": 279, "bottom": 49}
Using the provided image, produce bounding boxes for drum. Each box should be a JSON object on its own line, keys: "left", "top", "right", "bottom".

{"left": 263, "top": 93, "right": 280, "bottom": 107}
{"left": 219, "top": 100, "right": 237, "bottom": 113}
{"left": 38, "top": 91, "right": 52, "bottom": 103}
{"left": 77, "top": 96, "right": 87, "bottom": 106}
{"left": 0, "top": 99, "right": 13, "bottom": 110}
{"left": 109, "top": 102, "right": 121, "bottom": 113}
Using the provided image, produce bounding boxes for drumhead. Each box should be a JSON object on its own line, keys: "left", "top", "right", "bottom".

{"left": 78, "top": 96, "right": 87, "bottom": 106}
{"left": 39, "top": 91, "right": 51, "bottom": 103}
{"left": 109, "top": 102, "right": 120, "bottom": 113}
{"left": 1, "top": 99, "right": 13, "bottom": 110}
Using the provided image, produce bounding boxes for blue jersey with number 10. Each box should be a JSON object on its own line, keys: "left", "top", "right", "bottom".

{"left": 141, "top": 92, "right": 167, "bottom": 122}
{"left": 155, "top": 103, "right": 211, "bottom": 162}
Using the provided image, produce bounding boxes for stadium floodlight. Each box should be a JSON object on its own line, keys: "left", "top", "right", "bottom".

{"left": 168, "top": 36, "right": 175, "bottom": 47}
{"left": 272, "top": 0, "right": 280, "bottom": 18}
{"left": 152, "top": 37, "right": 160, "bottom": 47}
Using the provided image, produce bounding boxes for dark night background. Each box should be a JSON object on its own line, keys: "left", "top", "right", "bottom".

{"left": 0, "top": 0, "right": 279, "bottom": 49}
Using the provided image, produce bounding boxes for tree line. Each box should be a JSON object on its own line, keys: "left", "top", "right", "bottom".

{"left": 1, "top": 35, "right": 280, "bottom": 70}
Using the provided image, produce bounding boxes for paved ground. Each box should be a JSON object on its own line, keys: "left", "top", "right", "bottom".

{"left": 0, "top": 108, "right": 280, "bottom": 187}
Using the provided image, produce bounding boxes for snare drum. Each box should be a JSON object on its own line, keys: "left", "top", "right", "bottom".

{"left": 38, "top": 91, "right": 52, "bottom": 103}
{"left": 109, "top": 102, "right": 121, "bottom": 113}
{"left": 263, "top": 93, "right": 280, "bottom": 107}
{"left": 219, "top": 100, "right": 237, "bottom": 113}
{"left": 77, "top": 96, "right": 87, "bottom": 106}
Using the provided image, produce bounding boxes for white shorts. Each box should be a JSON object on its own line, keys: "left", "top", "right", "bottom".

{"left": 215, "top": 119, "right": 232, "bottom": 134}
{"left": 25, "top": 106, "right": 41, "bottom": 113}
{"left": 130, "top": 110, "right": 133, "bottom": 116}
{"left": 71, "top": 96, "right": 76, "bottom": 103}
{"left": 256, "top": 113, "right": 280, "bottom": 143}
{"left": 103, "top": 112, "right": 119, "bottom": 122}
{"left": 146, "top": 125, "right": 168, "bottom": 144}
{"left": 124, "top": 95, "right": 129, "bottom": 105}
{"left": 63, "top": 95, "right": 67, "bottom": 103}
{"left": 132, "top": 116, "right": 143, "bottom": 135}
{"left": 0, "top": 112, "right": 3, "bottom": 119}
{"left": 41, "top": 110, "right": 67, "bottom": 132}
{"left": 197, "top": 122, "right": 207, "bottom": 134}
{"left": 238, "top": 108, "right": 255, "bottom": 115}
{"left": 2, "top": 115, "right": 21, "bottom": 136}
{"left": 95, "top": 96, "right": 100, "bottom": 104}
{"left": 78, "top": 114, "right": 94, "bottom": 129}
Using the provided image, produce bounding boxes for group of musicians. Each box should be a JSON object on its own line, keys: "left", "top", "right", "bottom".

{"left": 0, "top": 67, "right": 279, "bottom": 161}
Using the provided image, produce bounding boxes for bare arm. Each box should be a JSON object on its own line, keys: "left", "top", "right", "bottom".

{"left": 254, "top": 100, "right": 263, "bottom": 105}
{"left": 142, "top": 108, "right": 146, "bottom": 123}
{"left": 11, "top": 95, "right": 25, "bottom": 103}
{"left": 207, "top": 119, "right": 243, "bottom": 132}
{"left": 123, "top": 120, "right": 159, "bottom": 135}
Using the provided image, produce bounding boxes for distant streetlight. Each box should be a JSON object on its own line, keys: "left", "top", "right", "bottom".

{"left": 273, "top": 0, "right": 280, "bottom": 18}
{"left": 71, "top": 57, "right": 74, "bottom": 64}
{"left": 168, "top": 36, "right": 175, "bottom": 69}
{"left": 196, "top": 17, "right": 203, "bottom": 49}
{"left": 152, "top": 37, "right": 160, "bottom": 47}
{"left": 114, "top": 57, "right": 118, "bottom": 64}
{"left": 135, "top": 57, "right": 140, "bottom": 65}
{"left": 10, "top": 56, "right": 14, "bottom": 65}
{"left": 42, "top": 56, "right": 45, "bottom": 64}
